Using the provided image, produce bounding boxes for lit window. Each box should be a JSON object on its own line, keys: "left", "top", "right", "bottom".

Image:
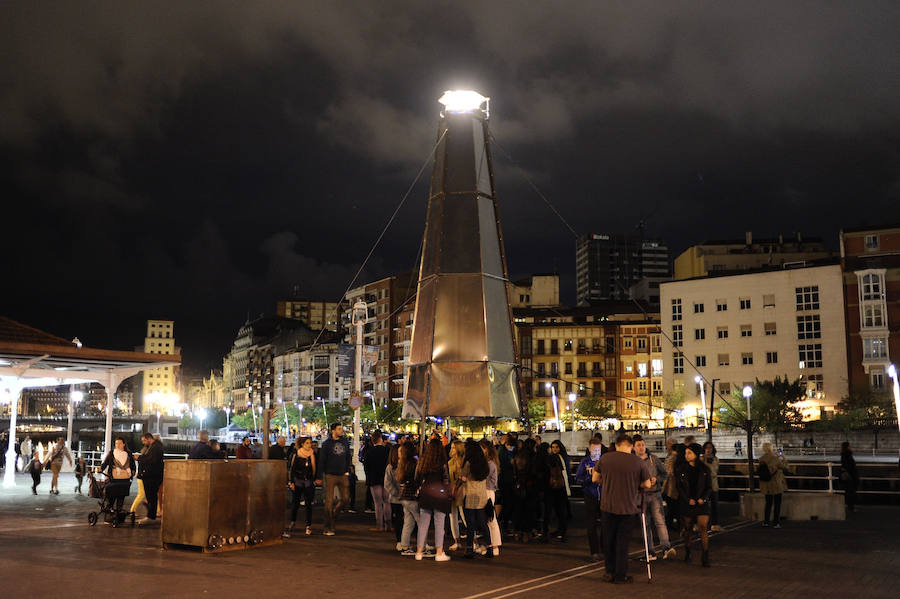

{"left": 637, "top": 363, "right": 648, "bottom": 377}
{"left": 863, "top": 338, "right": 887, "bottom": 360}
{"left": 798, "top": 344, "right": 823, "bottom": 368}
{"left": 651, "top": 359, "right": 663, "bottom": 377}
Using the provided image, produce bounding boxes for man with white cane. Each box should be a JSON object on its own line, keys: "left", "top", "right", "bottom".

{"left": 593, "top": 434, "right": 653, "bottom": 584}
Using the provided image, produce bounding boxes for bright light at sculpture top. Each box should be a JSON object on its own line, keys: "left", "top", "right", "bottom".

{"left": 438, "top": 90, "right": 489, "bottom": 114}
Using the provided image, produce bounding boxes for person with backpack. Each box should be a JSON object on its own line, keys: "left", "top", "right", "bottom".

{"left": 543, "top": 440, "right": 570, "bottom": 542}
{"left": 757, "top": 443, "right": 790, "bottom": 528}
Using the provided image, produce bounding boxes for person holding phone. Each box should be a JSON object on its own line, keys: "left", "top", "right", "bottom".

{"left": 675, "top": 443, "right": 713, "bottom": 567}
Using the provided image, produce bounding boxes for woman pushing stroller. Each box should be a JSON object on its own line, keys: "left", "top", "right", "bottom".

{"left": 99, "top": 436, "right": 136, "bottom": 524}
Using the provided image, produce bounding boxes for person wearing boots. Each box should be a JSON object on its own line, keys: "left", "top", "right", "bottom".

{"left": 675, "top": 443, "right": 713, "bottom": 567}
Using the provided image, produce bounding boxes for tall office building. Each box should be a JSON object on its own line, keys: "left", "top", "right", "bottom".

{"left": 141, "top": 320, "right": 180, "bottom": 412}
{"left": 576, "top": 233, "right": 671, "bottom": 305}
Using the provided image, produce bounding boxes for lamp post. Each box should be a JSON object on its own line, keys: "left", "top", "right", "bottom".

{"left": 198, "top": 408, "right": 206, "bottom": 433}
{"left": 695, "top": 375, "right": 707, "bottom": 431}
{"left": 743, "top": 385, "right": 754, "bottom": 492}
{"left": 224, "top": 405, "right": 231, "bottom": 428}
{"left": 888, "top": 364, "right": 900, "bottom": 434}
{"left": 568, "top": 393, "right": 577, "bottom": 449}
{"left": 547, "top": 383, "right": 561, "bottom": 434}
{"left": 156, "top": 410, "right": 161, "bottom": 435}
{"left": 67, "top": 388, "right": 83, "bottom": 451}
{"left": 250, "top": 401, "right": 258, "bottom": 433}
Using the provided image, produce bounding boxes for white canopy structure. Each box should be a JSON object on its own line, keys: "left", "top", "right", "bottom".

{"left": 0, "top": 317, "right": 179, "bottom": 487}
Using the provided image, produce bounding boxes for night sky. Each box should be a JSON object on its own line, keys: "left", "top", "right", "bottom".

{"left": 3, "top": 2, "right": 899, "bottom": 372}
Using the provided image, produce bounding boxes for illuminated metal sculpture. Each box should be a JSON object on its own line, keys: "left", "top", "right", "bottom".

{"left": 403, "top": 90, "right": 520, "bottom": 419}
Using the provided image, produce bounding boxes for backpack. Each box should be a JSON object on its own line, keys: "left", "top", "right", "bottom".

{"left": 757, "top": 461, "right": 772, "bottom": 482}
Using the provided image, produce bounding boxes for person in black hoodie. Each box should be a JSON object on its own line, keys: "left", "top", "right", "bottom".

{"left": 840, "top": 441, "right": 860, "bottom": 512}
{"left": 364, "top": 430, "right": 391, "bottom": 532}
{"left": 316, "top": 422, "right": 351, "bottom": 536}
{"left": 675, "top": 443, "right": 712, "bottom": 567}
{"left": 136, "top": 432, "right": 164, "bottom": 526}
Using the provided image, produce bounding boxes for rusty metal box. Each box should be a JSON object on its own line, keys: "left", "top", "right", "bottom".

{"left": 161, "top": 459, "right": 286, "bottom": 552}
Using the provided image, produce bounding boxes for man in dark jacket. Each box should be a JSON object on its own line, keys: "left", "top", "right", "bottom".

{"left": 188, "top": 430, "right": 222, "bottom": 460}
{"left": 363, "top": 430, "right": 390, "bottom": 531}
{"left": 269, "top": 436, "right": 288, "bottom": 461}
{"left": 136, "top": 432, "right": 164, "bottom": 526}
{"left": 317, "top": 423, "right": 351, "bottom": 536}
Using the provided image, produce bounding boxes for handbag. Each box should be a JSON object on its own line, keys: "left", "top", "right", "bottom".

{"left": 418, "top": 480, "right": 453, "bottom": 513}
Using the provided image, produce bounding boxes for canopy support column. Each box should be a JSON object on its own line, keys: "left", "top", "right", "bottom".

{"left": 2, "top": 380, "right": 24, "bottom": 488}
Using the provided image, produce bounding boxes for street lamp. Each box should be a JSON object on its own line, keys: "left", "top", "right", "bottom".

{"left": 156, "top": 410, "right": 161, "bottom": 435}
{"left": 888, "top": 364, "right": 900, "bottom": 434}
{"left": 224, "top": 406, "right": 231, "bottom": 428}
{"left": 743, "top": 385, "right": 754, "bottom": 492}
{"left": 197, "top": 408, "right": 207, "bottom": 432}
{"left": 695, "top": 375, "right": 707, "bottom": 430}
{"left": 547, "top": 383, "right": 561, "bottom": 433}
{"left": 568, "top": 392, "right": 577, "bottom": 450}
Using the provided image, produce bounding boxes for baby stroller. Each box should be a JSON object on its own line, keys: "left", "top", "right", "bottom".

{"left": 87, "top": 471, "right": 135, "bottom": 527}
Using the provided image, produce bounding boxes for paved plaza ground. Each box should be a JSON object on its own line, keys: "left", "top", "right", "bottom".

{"left": 1, "top": 472, "right": 898, "bottom": 598}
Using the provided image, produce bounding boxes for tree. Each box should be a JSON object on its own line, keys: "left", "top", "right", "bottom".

{"left": 659, "top": 391, "right": 684, "bottom": 429}
{"left": 526, "top": 399, "right": 546, "bottom": 430}
{"left": 575, "top": 397, "right": 616, "bottom": 421}
{"left": 719, "top": 377, "right": 804, "bottom": 432}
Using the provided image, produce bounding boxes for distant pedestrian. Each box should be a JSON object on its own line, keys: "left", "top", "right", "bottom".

{"left": 46, "top": 437, "right": 73, "bottom": 494}
{"left": 383, "top": 443, "right": 405, "bottom": 549}
{"left": 633, "top": 435, "right": 675, "bottom": 560}
{"left": 415, "top": 438, "right": 451, "bottom": 562}
{"left": 236, "top": 436, "right": 254, "bottom": 459}
{"left": 662, "top": 438, "right": 680, "bottom": 528}
{"left": 592, "top": 434, "right": 652, "bottom": 584}
{"left": 479, "top": 439, "right": 503, "bottom": 556}
{"left": 136, "top": 432, "right": 164, "bottom": 526}
{"left": 703, "top": 441, "right": 723, "bottom": 531}
{"left": 251, "top": 438, "right": 263, "bottom": 459}
{"left": 395, "top": 442, "right": 420, "bottom": 555}
{"left": 188, "top": 430, "right": 222, "bottom": 460}
{"left": 21, "top": 436, "right": 32, "bottom": 470}
{"left": 574, "top": 436, "right": 604, "bottom": 562}
{"left": 285, "top": 436, "right": 317, "bottom": 537}
{"left": 269, "top": 436, "right": 288, "bottom": 461}
{"left": 460, "top": 440, "right": 492, "bottom": 560}
{"left": 74, "top": 457, "right": 87, "bottom": 494}
{"left": 363, "top": 430, "right": 391, "bottom": 532}
{"left": 544, "top": 441, "right": 571, "bottom": 542}
{"left": 758, "top": 443, "right": 790, "bottom": 528}
{"left": 129, "top": 440, "right": 150, "bottom": 516}
{"left": 840, "top": 441, "right": 859, "bottom": 513}
{"left": 27, "top": 451, "right": 42, "bottom": 495}
{"left": 316, "top": 423, "right": 351, "bottom": 536}
{"left": 734, "top": 439, "right": 743, "bottom": 456}
{"left": 675, "top": 443, "right": 712, "bottom": 567}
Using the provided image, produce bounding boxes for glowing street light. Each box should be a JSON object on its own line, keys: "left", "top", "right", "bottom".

{"left": 437, "top": 90, "right": 489, "bottom": 116}
{"left": 888, "top": 364, "right": 900, "bottom": 434}
{"left": 547, "top": 383, "right": 561, "bottom": 433}
{"left": 224, "top": 406, "right": 231, "bottom": 428}
{"left": 743, "top": 385, "right": 754, "bottom": 492}
{"left": 568, "top": 392, "right": 577, "bottom": 449}
{"left": 695, "top": 375, "right": 707, "bottom": 429}
{"left": 197, "top": 408, "right": 207, "bottom": 432}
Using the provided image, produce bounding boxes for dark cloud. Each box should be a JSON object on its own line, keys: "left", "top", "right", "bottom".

{"left": 2, "top": 1, "right": 899, "bottom": 369}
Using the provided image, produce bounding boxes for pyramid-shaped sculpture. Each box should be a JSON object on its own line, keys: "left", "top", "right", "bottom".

{"left": 403, "top": 91, "right": 520, "bottom": 419}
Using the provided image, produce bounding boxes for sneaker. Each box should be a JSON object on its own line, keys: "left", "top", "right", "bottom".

{"left": 448, "top": 542, "right": 459, "bottom": 551}
{"left": 435, "top": 553, "right": 451, "bottom": 562}
{"left": 663, "top": 547, "right": 677, "bottom": 560}
{"left": 282, "top": 530, "right": 292, "bottom": 538}
{"left": 415, "top": 552, "right": 424, "bottom": 561}
{"left": 323, "top": 530, "right": 335, "bottom": 536}
{"left": 401, "top": 548, "right": 416, "bottom": 556}
{"left": 710, "top": 525, "right": 724, "bottom": 532}
{"left": 475, "top": 544, "right": 487, "bottom": 555}
{"left": 762, "top": 521, "right": 769, "bottom": 527}
{"left": 137, "top": 517, "right": 156, "bottom": 526}
{"left": 305, "top": 526, "right": 312, "bottom": 536}
{"left": 773, "top": 523, "right": 782, "bottom": 529}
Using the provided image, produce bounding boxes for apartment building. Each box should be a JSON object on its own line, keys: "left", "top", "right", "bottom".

{"left": 840, "top": 223, "right": 900, "bottom": 393}
{"left": 661, "top": 261, "right": 848, "bottom": 421}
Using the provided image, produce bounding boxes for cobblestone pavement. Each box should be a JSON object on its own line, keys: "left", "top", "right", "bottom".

{"left": 1, "top": 472, "right": 898, "bottom": 598}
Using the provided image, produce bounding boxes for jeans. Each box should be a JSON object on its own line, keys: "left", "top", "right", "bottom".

{"left": 449, "top": 504, "right": 466, "bottom": 541}
{"left": 583, "top": 493, "right": 602, "bottom": 555}
{"left": 486, "top": 490, "right": 502, "bottom": 548}
{"left": 417, "top": 508, "right": 446, "bottom": 550}
{"left": 642, "top": 493, "right": 670, "bottom": 550}
{"left": 602, "top": 511, "right": 636, "bottom": 582}
{"left": 464, "top": 506, "right": 490, "bottom": 552}
{"left": 323, "top": 474, "right": 350, "bottom": 531}
{"left": 400, "top": 500, "right": 419, "bottom": 548}
{"left": 143, "top": 478, "right": 162, "bottom": 520}
{"left": 764, "top": 493, "right": 782, "bottom": 524}
{"left": 370, "top": 485, "right": 391, "bottom": 530}
{"left": 290, "top": 482, "right": 316, "bottom": 526}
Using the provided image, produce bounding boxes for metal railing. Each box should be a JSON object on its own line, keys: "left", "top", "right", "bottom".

{"left": 717, "top": 461, "right": 900, "bottom": 495}
{"left": 78, "top": 450, "right": 189, "bottom": 470}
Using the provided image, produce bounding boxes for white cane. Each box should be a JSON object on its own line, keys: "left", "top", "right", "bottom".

{"left": 640, "top": 493, "right": 652, "bottom": 582}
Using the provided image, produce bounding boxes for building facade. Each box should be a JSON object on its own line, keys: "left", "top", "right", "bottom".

{"left": 661, "top": 262, "right": 849, "bottom": 421}
{"left": 576, "top": 233, "right": 670, "bottom": 305}
{"left": 508, "top": 274, "right": 561, "bottom": 308}
{"left": 141, "top": 320, "right": 180, "bottom": 413}
{"left": 276, "top": 299, "right": 343, "bottom": 332}
{"left": 673, "top": 232, "right": 832, "bottom": 281}
{"left": 273, "top": 342, "right": 351, "bottom": 404}
{"left": 840, "top": 223, "right": 900, "bottom": 394}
